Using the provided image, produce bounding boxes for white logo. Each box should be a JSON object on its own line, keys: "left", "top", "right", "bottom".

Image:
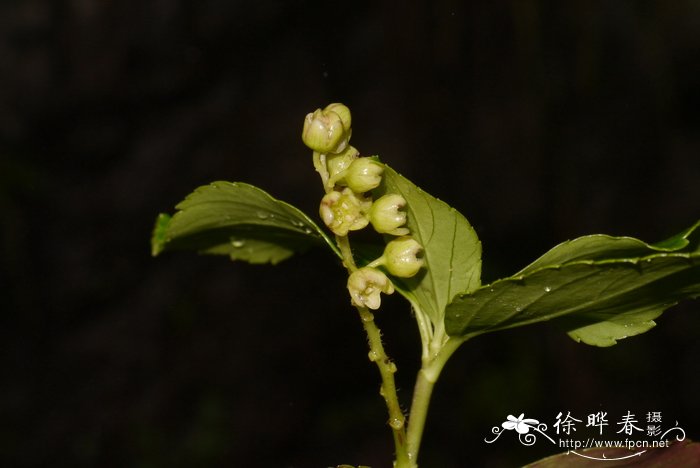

{"left": 484, "top": 411, "right": 686, "bottom": 461}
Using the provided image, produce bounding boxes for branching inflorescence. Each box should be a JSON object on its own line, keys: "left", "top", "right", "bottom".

{"left": 152, "top": 103, "right": 700, "bottom": 467}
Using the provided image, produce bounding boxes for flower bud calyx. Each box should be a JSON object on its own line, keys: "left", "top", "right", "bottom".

{"left": 382, "top": 236, "right": 424, "bottom": 278}
{"left": 345, "top": 157, "right": 384, "bottom": 193}
{"left": 369, "top": 193, "right": 409, "bottom": 236}
{"left": 302, "top": 108, "right": 349, "bottom": 154}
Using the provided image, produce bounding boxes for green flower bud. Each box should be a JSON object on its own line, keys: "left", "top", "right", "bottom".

{"left": 319, "top": 188, "right": 371, "bottom": 236}
{"left": 383, "top": 236, "right": 424, "bottom": 278}
{"left": 344, "top": 157, "right": 383, "bottom": 193}
{"left": 369, "top": 194, "right": 409, "bottom": 236}
{"left": 347, "top": 267, "right": 394, "bottom": 310}
{"left": 302, "top": 108, "right": 347, "bottom": 154}
{"left": 326, "top": 145, "right": 359, "bottom": 187}
{"left": 324, "top": 103, "right": 351, "bottom": 131}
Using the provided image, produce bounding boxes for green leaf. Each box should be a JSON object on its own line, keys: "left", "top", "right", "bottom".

{"left": 444, "top": 222, "right": 700, "bottom": 346}
{"left": 151, "top": 181, "right": 339, "bottom": 264}
{"left": 151, "top": 213, "right": 172, "bottom": 256}
{"left": 374, "top": 165, "right": 482, "bottom": 327}
{"left": 516, "top": 220, "right": 700, "bottom": 275}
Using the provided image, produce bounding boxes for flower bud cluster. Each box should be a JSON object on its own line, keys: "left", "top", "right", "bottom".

{"left": 304, "top": 103, "right": 425, "bottom": 310}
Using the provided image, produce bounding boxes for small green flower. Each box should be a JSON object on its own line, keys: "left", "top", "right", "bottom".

{"left": 302, "top": 107, "right": 348, "bottom": 154}
{"left": 369, "top": 194, "right": 409, "bottom": 236}
{"left": 319, "top": 188, "right": 371, "bottom": 236}
{"left": 326, "top": 145, "right": 359, "bottom": 187}
{"left": 382, "top": 236, "right": 424, "bottom": 278}
{"left": 347, "top": 267, "right": 395, "bottom": 310}
{"left": 344, "top": 157, "right": 384, "bottom": 193}
{"left": 323, "top": 103, "right": 351, "bottom": 131}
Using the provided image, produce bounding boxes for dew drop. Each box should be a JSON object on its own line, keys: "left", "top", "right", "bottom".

{"left": 231, "top": 240, "right": 245, "bottom": 248}
{"left": 515, "top": 306, "right": 522, "bottom": 312}
{"left": 256, "top": 211, "right": 270, "bottom": 220}
{"left": 544, "top": 286, "right": 552, "bottom": 292}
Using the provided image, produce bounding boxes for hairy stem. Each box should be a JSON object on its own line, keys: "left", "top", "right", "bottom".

{"left": 358, "top": 307, "right": 410, "bottom": 466}
{"left": 336, "top": 231, "right": 466, "bottom": 466}
{"left": 336, "top": 233, "right": 410, "bottom": 465}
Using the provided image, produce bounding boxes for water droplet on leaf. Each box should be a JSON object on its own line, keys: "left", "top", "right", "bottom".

{"left": 231, "top": 240, "right": 245, "bottom": 248}
{"left": 544, "top": 286, "right": 552, "bottom": 292}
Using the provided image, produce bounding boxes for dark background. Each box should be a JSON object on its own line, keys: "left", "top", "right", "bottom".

{"left": 2, "top": 1, "right": 699, "bottom": 467}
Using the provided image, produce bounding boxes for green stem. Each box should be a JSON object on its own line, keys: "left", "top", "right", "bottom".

{"left": 336, "top": 226, "right": 466, "bottom": 466}
{"left": 405, "top": 370, "right": 435, "bottom": 464}
{"left": 336, "top": 233, "right": 410, "bottom": 465}
{"left": 336, "top": 235, "right": 357, "bottom": 271}
{"left": 358, "top": 307, "right": 410, "bottom": 466}
{"left": 313, "top": 151, "right": 331, "bottom": 192}
{"left": 412, "top": 303, "right": 433, "bottom": 363}
{"left": 405, "top": 337, "right": 465, "bottom": 464}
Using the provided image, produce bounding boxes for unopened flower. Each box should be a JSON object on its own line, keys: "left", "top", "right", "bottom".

{"left": 369, "top": 194, "right": 409, "bottom": 236}
{"left": 323, "top": 103, "right": 351, "bottom": 131}
{"left": 302, "top": 107, "right": 349, "bottom": 154}
{"left": 347, "top": 267, "right": 395, "bottom": 310}
{"left": 326, "top": 145, "right": 359, "bottom": 187}
{"left": 319, "top": 188, "right": 371, "bottom": 236}
{"left": 383, "top": 236, "right": 424, "bottom": 278}
{"left": 344, "top": 158, "right": 383, "bottom": 193}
